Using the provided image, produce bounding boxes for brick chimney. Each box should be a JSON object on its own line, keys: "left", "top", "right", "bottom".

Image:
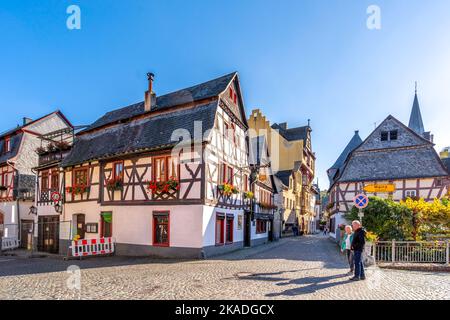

{"left": 23, "top": 117, "right": 33, "bottom": 126}
{"left": 144, "top": 72, "right": 156, "bottom": 112}
{"left": 278, "top": 122, "right": 288, "bottom": 131}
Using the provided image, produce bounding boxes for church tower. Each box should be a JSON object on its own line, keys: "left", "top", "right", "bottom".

{"left": 408, "top": 83, "right": 433, "bottom": 142}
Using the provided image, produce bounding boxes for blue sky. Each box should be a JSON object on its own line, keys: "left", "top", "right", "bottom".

{"left": 1, "top": 0, "right": 450, "bottom": 188}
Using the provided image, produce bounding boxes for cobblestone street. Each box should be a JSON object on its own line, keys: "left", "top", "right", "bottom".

{"left": 0, "top": 235, "right": 448, "bottom": 300}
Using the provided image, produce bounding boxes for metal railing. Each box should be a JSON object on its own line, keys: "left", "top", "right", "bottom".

{"left": 374, "top": 240, "right": 450, "bottom": 265}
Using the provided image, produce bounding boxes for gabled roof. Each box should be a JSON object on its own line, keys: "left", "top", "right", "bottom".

{"left": 0, "top": 110, "right": 72, "bottom": 165}
{"left": 271, "top": 123, "right": 310, "bottom": 142}
{"left": 338, "top": 146, "right": 448, "bottom": 182}
{"left": 0, "top": 110, "right": 71, "bottom": 139}
{"left": 357, "top": 115, "right": 432, "bottom": 152}
{"left": 61, "top": 102, "right": 218, "bottom": 167}
{"left": 329, "top": 130, "right": 362, "bottom": 171}
{"left": 0, "top": 133, "right": 23, "bottom": 165}
{"left": 275, "top": 170, "right": 293, "bottom": 187}
{"left": 83, "top": 72, "right": 237, "bottom": 133}
{"left": 333, "top": 114, "right": 448, "bottom": 184}
{"left": 408, "top": 92, "right": 425, "bottom": 136}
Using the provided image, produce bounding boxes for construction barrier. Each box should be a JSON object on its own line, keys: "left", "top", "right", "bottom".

{"left": 1, "top": 237, "right": 20, "bottom": 251}
{"left": 70, "top": 237, "right": 115, "bottom": 257}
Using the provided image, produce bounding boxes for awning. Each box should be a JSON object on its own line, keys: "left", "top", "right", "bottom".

{"left": 101, "top": 212, "right": 112, "bottom": 223}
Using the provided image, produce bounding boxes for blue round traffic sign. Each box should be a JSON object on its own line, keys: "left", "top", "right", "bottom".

{"left": 354, "top": 194, "right": 369, "bottom": 209}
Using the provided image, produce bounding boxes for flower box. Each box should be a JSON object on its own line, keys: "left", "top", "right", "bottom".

{"left": 106, "top": 177, "right": 123, "bottom": 191}
{"left": 146, "top": 178, "right": 180, "bottom": 194}
{"left": 66, "top": 185, "right": 90, "bottom": 195}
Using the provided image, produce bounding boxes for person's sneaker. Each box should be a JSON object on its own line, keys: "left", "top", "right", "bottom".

{"left": 349, "top": 277, "right": 360, "bottom": 281}
{"left": 360, "top": 276, "right": 366, "bottom": 280}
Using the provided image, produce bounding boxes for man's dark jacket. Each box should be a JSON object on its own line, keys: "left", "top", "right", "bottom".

{"left": 351, "top": 228, "right": 366, "bottom": 251}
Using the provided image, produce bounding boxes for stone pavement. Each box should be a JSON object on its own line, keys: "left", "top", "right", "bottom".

{"left": 0, "top": 235, "right": 448, "bottom": 300}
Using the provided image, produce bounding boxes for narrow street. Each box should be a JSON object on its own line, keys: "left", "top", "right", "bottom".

{"left": 0, "top": 235, "right": 448, "bottom": 300}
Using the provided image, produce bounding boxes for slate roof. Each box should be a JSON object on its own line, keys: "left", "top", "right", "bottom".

{"left": 442, "top": 157, "right": 450, "bottom": 174}
{"left": 408, "top": 92, "right": 425, "bottom": 136}
{"left": 329, "top": 131, "right": 362, "bottom": 171}
{"left": 330, "top": 113, "right": 449, "bottom": 188}
{"left": 61, "top": 102, "right": 218, "bottom": 167}
{"left": 275, "top": 170, "right": 292, "bottom": 187}
{"left": 271, "top": 123, "right": 309, "bottom": 142}
{"left": 0, "top": 111, "right": 72, "bottom": 139}
{"left": 84, "top": 72, "right": 237, "bottom": 133}
{"left": 338, "top": 146, "right": 448, "bottom": 182}
{"left": 327, "top": 131, "right": 362, "bottom": 185}
{"left": 0, "top": 133, "right": 23, "bottom": 165}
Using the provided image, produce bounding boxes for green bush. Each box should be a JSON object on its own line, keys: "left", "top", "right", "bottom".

{"left": 344, "top": 197, "right": 414, "bottom": 241}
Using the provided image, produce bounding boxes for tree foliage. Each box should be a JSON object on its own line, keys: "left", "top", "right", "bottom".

{"left": 345, "top": 197, "right": 414, "bottom": 240}
{"left": 344, "top": 195, "right": 450, "bottom": 241}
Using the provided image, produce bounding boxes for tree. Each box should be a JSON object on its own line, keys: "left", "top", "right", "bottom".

{"left": 401, "top": 196, "right": 450, "bottom": 239}
{"left": 344, "top": 197, "right": 414, "bottom": 240}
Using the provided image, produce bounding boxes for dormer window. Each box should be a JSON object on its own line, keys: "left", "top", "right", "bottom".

{"left": 390, "top": 130, "right": 398, "bottom": 140}
{"left": 4, "top": 137, "right": 10, "bottom": 153}
{"left": 381, "top": 130, "right": 398, "bottom": 141}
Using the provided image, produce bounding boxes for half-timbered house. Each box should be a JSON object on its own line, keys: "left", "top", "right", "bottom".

{"left": 60, "top": 72, "right": 274, "bottom": 258}
{"left": 34, "top": 125, "right": 74, "bottom": 253}
{"left": 248, "top": 135, "right": 279, "bottom": 243}
{"left": 0, "top": 111, "right": 72, "bottom": 249}
{"left": 327, "top": 90, "right": 450, "bottom": 239}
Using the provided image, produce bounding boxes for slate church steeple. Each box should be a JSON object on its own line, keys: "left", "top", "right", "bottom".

{"left": 408, "top": 83, "right": 433, "bottom": 142}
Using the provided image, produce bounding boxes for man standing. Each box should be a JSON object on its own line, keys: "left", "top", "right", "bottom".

{"left": 350, "top": 220, "right": 366, "bottom": 281}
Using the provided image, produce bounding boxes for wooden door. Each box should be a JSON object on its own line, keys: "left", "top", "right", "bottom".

{"left": 38, "top": 216, "right": 60, "bottom": 254}
{"left": 20, "top": 220, "right": 34, "bottom": 249}
{"left": 244, "top": 212, "right": 251, "bottom": 247}
{"left": 74, "top": 214, "right": 86, "bottom": 239}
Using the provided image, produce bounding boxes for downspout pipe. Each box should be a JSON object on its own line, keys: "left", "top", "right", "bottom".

{"left": 6, "top": 159, "right": 20, "bottom": 242}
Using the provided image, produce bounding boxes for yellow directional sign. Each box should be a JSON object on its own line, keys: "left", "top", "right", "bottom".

{"left": 364, "top": 184, "right": 396, "bottom": 193}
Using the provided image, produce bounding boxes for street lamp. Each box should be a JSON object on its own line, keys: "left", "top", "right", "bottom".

{"left": 54, "top": 203, "right": 63, "bottom": 214}
{"left": 29, "top": 205, "right": 37, "bottom": 215}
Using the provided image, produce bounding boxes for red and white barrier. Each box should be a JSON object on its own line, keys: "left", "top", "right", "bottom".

{"left": 70, "top": 237, "right": 115, "bottom": 257}
{"left": 1, "top": 237, "right": 20, "bottom": 251}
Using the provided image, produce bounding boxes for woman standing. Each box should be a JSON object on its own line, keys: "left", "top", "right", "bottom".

{"left": 341, "top": 225, "right": 354, "bottom": 274}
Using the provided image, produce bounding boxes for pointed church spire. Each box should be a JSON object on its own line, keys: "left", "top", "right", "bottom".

{"left": 408, "top": 82, "right": 425, "bottom": 136}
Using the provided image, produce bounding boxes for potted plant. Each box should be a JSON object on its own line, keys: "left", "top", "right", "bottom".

{"left": 54, "top": 140, "right": 71, "bottom": 151}
{"left": 36, "top": 146, "right": 47, "bottom": 155}
{"left": 218, "top": 183, "right": 239, "bottom": 196}
{"left": 47, "top": 143, "right": 57, "bottom": 153}
{"left": 243, "top": 191, "right": 254, "bottom": 200}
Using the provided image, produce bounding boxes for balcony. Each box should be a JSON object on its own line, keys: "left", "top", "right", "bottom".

{"left": 38, "top": 149, "right": 71, "bottom": 167}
